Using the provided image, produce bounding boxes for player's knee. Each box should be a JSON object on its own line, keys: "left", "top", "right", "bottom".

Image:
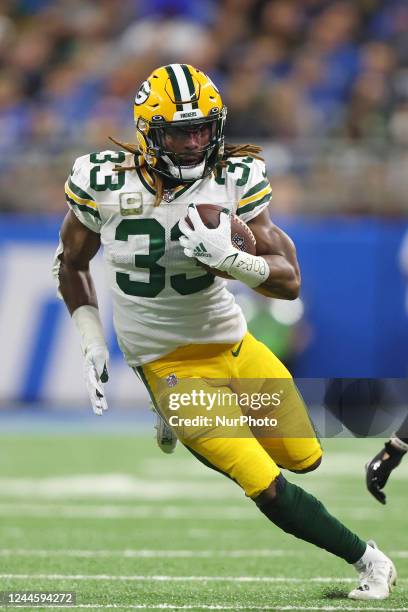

{"left": 252, "top": 478, "right": 278, "bottom": 507}
{"left": 290, "top": 455, "right": 322, "bottom": 474}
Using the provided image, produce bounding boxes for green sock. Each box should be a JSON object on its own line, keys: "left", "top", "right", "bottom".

{"left": 255, "top": 475, "right": 366, "bottom": 564}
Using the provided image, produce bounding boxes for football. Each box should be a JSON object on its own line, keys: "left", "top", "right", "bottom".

{"left": 185, "top": 204, "right": 256, "bottom": 279}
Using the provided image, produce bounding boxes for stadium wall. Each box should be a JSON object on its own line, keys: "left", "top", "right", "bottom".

{"left": 0, "top": 215, "right": 407, "bottom": 406}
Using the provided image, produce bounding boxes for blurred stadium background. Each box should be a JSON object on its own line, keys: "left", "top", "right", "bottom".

{"left": 1, "top": 3, "right": 408, "bottom": 608}
{"left": 1, "top": 0, "right": 408, "bottom": 410}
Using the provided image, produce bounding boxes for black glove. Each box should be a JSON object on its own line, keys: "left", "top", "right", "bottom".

{"left": 366, "top": 441, "right": 406, "bottom": 504}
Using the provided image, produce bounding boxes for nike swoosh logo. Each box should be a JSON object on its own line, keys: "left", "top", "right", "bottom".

{"left": 231, "top": 340, "right": 244, "bottom": 358}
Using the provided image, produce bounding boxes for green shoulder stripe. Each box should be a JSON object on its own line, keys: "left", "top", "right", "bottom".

{"left": 236, "top": 192, "right": 271, "bottom": 217}
{"left": 66, "top": 195, "right": 101, "bottom": 219}
{"left": 241, "top": 179, "right": 269, "bottom": 200}
{"left": 68, "top": 177, "right": 95, "bottom": 202}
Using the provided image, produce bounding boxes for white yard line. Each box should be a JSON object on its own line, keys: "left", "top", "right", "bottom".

{"left": 2, "top": 547, "right": 406, "bottom": 559}
{"left": 0, "top": 476, "right": 233, "bottom": 500}
{"left": 2, "top": 605, "right": 408, "bottom": 611}
{"left": 0, "top": 503, "right": 383, "bottom": 521}
{"left": 0, "top": 503, "right": 257, "bottom": 520}
{"left": 1, "top": 573, "right": 408, "bottom": 584}
{"left": 0, "top": 502, "right": 255, "bottom": 520}
{"left": 0, "top": 548, "right": 303, "bottom": 558}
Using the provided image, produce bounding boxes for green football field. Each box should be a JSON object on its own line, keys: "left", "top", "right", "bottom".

{"left": 0, "top": 433, "right": 407, "bottom": 611}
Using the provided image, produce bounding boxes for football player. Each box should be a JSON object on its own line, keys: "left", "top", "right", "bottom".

{"left": 366, "top": 413, "right": 408, "bottom": 504}
{"left": 53, "top": 64, "right": 396, "bottom": 600}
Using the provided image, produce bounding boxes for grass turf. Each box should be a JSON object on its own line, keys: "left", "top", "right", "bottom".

{"left": 0, "top": 434, "right": 406, "bottom": 610}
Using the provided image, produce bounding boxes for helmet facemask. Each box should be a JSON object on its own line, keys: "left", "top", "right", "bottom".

{"left": 136, "top": 109, "right": 226, "bottom": 182}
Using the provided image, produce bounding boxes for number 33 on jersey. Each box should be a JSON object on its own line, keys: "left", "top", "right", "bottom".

{"left": 64, "top": 150, "right": 272, "bottom": 366}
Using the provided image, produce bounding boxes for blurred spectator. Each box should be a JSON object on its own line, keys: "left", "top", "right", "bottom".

{"left": 0, "top": 0, "right": 407, "bottom": 214}
{"left": 0, "top": 70, "right": 32, "bottom": 152}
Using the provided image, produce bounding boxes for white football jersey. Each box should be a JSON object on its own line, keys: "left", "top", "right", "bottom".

{"left": 64, "top": 151, "right": 272, "bottom": 366}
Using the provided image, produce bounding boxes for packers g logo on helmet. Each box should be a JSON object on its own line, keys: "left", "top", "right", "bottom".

{"left": 133, "top": 64, "right": 227, "bottom": 182}
{"left": 135, "top": 81, "right": 151, "bottom": 105}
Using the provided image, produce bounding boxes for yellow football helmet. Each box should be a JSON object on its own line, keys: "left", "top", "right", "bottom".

{"left": 134, "top": 64, "right": 227, "bottom": 182}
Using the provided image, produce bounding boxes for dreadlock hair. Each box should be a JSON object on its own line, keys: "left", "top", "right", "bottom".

{"left": 109, "top": 137, "right": 264, "bottom": 207}
{"left": 222, "top": 143, "right": 263, "bottom": 163}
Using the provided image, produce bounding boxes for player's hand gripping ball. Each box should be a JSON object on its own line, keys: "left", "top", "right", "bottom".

{"left": 179, "top": 204, "right": 256, "bottom": 279}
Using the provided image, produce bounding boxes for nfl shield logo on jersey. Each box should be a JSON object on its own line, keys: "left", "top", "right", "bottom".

{"left": 163, "top": 190, "right": 175, "bottom": 203}
{"left": 166, "top": 374, "right": 178, "bottom": 388}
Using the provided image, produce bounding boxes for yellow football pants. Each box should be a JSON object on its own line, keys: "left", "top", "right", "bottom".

{"left": 139, "top": 332, "right": 322, "bottom": 498}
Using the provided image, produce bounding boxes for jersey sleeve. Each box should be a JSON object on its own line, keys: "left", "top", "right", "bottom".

{"left": 235, "top": 158, "right": 272, "bottom": 223}
{"left": 64, "top": 155, "right": 102, "bottom": 233}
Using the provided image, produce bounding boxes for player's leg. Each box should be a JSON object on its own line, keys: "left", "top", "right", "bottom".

{"left": 138, "top": 351, "right": 282, "bottom": 499}
{"left": 150, "top": 401, "right": 178, "bottom": 454}
{"left": 232, "top": 332, "right": 396, "bottom": 599}
{"left": 231, "top": 332, "right": 323, "bottom": 472}
{"left": 138, "top": 340, "right": 396, "bottom": 600}
{"left": 252, "top": 474, "right": 396, "bottom": 599}
{"left": 253, "top": 382, "right": 323, "bottom": 475}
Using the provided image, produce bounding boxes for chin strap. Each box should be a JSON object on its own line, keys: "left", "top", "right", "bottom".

{"left": 162, "top": 156, "right": 207, "bottom": 181}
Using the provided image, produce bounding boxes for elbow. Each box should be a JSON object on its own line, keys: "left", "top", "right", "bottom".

{"left": 283, "top": 266, "right": 301, "bottom": 300}
{"left": 284, "top": 279, "right": 301, "bottom": 300}
{"left": 257, "top": 278, "right": 300, "bottom": 300}
{"left": 287, "top": 266, "right": 301, "bottom": 299}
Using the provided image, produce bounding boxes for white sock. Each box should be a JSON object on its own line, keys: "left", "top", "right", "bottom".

{"left": 354, "top": 542, "right": 384, "bottom": 570}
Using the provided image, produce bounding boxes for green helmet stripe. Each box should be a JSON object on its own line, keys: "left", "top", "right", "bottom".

{"left": 181, "top": 64, "right": 199, "bottom": 109}
{"left": 165, "top": 65, "right": 183, "bottom": 111}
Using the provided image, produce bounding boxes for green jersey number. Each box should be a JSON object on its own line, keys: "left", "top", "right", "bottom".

{"left": 115, "top": 218, "right": 214, "bottom": 298}
{"left": 115, "top": 219, "right": 165, "bottom": 298}
{"left": 90, "top": 152, "right": 126, "bottom": 192}
{"left": 170, "top": 224, "right": 214, "bottom": 295}
{"left": 214, "top": 156, "right": 253, "bottom": 186}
